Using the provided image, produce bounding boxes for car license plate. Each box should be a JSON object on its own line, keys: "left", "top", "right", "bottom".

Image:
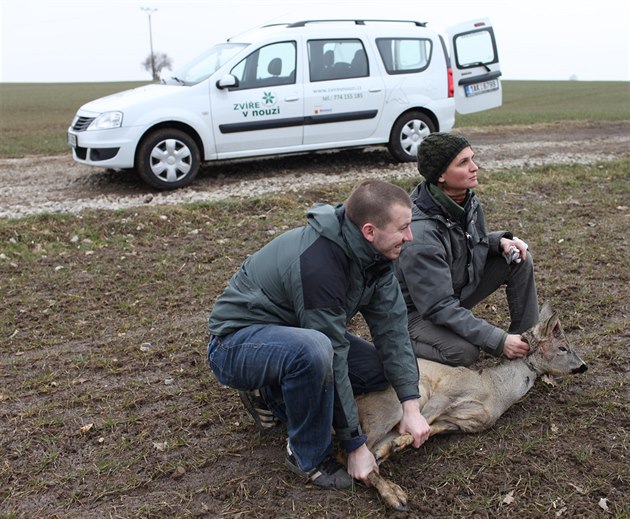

{"left": 67, "top": 132, "right": 77, "bottom": 147}
{"left": 464, "top": 79, "right": 499, "bottom": 97}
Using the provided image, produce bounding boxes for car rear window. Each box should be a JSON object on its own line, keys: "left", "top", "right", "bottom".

{"left": 376, "top": 38, "right": 432, "bottom": 74}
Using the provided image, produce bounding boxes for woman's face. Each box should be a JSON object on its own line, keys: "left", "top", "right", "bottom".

{"left": 437, "top": 146, "right": 479, "bottom": 194}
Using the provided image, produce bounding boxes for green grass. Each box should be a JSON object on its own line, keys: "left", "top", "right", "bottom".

{"left": 457, "top": 80, "right": 630, "bottom": 126}
{"left": 0, "top": 81, "right": 145, "bottom": 156}
{"left": 0, "top": 80, "right": 628, "bottom": 157}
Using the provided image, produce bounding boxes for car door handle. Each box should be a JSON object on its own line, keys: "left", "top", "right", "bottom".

{"left": 368, "top": 88, "right": 382, "bottom": 93}
{"left": 284, "top": 96, "right": 300, "bottom": 102}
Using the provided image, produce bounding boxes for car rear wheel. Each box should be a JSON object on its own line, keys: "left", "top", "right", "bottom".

{"left": 388, "top": 111, "right": 435, "bottom": 162}
{"left": 136, "top": 129, "right": 200, "bottom": 190}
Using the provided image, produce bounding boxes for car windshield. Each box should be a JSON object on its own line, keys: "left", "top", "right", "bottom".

{"left": 164, "top": 42, "right": 248, "bottom": 85}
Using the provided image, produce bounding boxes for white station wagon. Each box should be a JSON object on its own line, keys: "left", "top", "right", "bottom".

{"left": 68, "top": 18, "right": 502, "bottom": 189}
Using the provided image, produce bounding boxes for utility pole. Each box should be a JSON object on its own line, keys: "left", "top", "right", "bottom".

{"left": 141, "top": 7, "right": 158, "bottom": 80}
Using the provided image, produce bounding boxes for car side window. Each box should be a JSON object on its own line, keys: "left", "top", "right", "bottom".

{"left": 308, "top": 39, "right": 368, "bottom": 81}
{"left": 230, "top": 41, "right": 296, "bottom": 89}
{"left": 376, "top": 38, "right": 432, "bottom": 74}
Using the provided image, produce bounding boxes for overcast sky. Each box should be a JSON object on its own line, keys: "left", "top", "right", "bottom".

{"left": 1, "top": 0, "right": 629, "bottom": 83}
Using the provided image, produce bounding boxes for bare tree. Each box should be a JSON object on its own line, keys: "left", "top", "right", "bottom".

{"left": 141, "top": 52, "right": 173, "bottom": 81}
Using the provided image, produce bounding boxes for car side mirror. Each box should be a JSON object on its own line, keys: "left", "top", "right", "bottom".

{"left": 216, "top": 75, "right": 238, "bottom": 89}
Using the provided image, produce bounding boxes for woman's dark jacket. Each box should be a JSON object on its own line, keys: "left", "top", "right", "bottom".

{"left": 395, "top": 182, "right": 511, "bottom": 355}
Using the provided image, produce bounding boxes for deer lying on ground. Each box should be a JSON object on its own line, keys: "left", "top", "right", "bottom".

{"left": 355, "top": 302, "right": 588, "bottom": 511}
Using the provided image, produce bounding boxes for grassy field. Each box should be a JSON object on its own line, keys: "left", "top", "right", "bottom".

{"left": 1, "top": 79, "right": 629, "bottom": 517}
{"left": 457, "top": 80, "right": 630, "bottom": 126}
{"left": 0, "top": 82, "right": 145, "bottom": 157}
{"left": 1, "top": 161, "right": 628, "bottom": 517}
{"left": 0, "top": 80, "right": 628, "bottom": 157}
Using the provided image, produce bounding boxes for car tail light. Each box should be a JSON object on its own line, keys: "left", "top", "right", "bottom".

{"left": 448, "top": 67, "right": 454, "bottom": 98}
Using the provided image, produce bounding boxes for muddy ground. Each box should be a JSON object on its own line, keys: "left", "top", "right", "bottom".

{"left": 1, "top": 122, "right": 629, "bottom": 518}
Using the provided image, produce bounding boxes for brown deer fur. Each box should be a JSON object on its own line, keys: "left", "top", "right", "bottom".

{"left": 354, "top": 302, "right": 588, "bottom": 511}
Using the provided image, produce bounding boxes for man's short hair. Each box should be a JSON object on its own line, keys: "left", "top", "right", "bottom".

{"left": 345, "top": 179, "right": 411, "bottom": 228}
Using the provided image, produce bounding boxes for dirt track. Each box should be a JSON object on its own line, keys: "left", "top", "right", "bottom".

{"left": 1, "top": 121, "right": 629, "bottom": 219}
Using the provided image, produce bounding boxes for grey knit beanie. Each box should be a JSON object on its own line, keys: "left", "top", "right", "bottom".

{"left": 417, "top": 133, "right": 471, "bottom": 184}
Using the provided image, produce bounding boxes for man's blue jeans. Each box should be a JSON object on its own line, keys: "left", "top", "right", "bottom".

{"left": 207, "top": 324, "right": 388, "bottom": 472}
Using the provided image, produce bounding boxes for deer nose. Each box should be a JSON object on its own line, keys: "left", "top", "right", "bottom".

{"left": 572, "top": 364, "right": 588, "bottom": 374}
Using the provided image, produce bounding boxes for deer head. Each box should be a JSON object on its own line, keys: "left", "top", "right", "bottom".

{"left": 522, "top": 302, "right": 588, "bottom": 377}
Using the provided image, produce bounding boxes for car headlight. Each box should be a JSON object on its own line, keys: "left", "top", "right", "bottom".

{"left": 88, "top": 111, "right": 123, "bottom": 130}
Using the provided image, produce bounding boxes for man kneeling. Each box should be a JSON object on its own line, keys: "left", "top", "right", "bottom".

{"left": 207, "top": 180, "right": 430, "bottom": 489}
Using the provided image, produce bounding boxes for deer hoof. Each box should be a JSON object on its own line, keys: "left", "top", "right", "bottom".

{"left": 382, "top": 482, "right": 408, "bottom": 512}
{"left": 390, "top": 487, "right": 408, "bottom": 512}
{"left": 368, "top": 471, "right": 408, "bottom": 512}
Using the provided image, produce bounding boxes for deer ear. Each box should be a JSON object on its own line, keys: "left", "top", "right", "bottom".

{"left": 551, "top": 318, "right": 563, "bottom": 338}
{"left": 543, "top": 312, "right": 560, "bottom": 337}
{"left": 535, "top": 302, "right": 557, "bottom": 339}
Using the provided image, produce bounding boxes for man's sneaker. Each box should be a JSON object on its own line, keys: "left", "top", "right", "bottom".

{"left": 285, "top": 442, "right": 353, "bottom": 490}
{"left": 238, "top": 389, "right": 280, "bottom": 430}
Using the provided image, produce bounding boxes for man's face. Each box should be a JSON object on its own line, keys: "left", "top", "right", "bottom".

{"left": 366, "top": 204, "right": 413, "bottom": 260}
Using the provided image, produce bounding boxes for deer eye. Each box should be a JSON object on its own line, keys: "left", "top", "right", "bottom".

{"left": 559, "top": 346, "right": 568, "bottom": 352}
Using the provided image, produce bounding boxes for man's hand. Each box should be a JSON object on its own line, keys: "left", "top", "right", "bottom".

{"left": 347, "top": 443, "right": 379, "bottom": 486}
{"left": 503, "top": 333, "right": 530, "bottom": 359}
{"left": 399, "top": 399, "right": 430, "bottom": 448}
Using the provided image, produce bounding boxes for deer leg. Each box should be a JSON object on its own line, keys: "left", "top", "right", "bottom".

{"left": 373, "top": 433, "right": 414, "bottom": 463}
{"left": 373, "top": 421, "right": 460, "bottom": 463}
{"left": 367, "top": 470, "right": 408, "bottom": 512}
{"left": 429, "top": 421, "right": 462, "bottom": 436}
{"left": 391, "top": 433, "right": 415, "bottom": 453}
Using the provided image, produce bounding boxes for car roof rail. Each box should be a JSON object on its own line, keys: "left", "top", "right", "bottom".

{"left": 279, "top": 19, "right": 427, "bottom": 28}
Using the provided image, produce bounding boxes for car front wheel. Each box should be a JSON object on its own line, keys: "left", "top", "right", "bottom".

{"left": 136, "top": 129, "right": 200, "bottom": 190}
{"left": 388, "top": 111, "right": 436, "bottom": 162}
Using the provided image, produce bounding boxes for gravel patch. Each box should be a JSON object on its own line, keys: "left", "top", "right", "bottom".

{"left": 1, "top": 123, "right": 628, "bottom": 219}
